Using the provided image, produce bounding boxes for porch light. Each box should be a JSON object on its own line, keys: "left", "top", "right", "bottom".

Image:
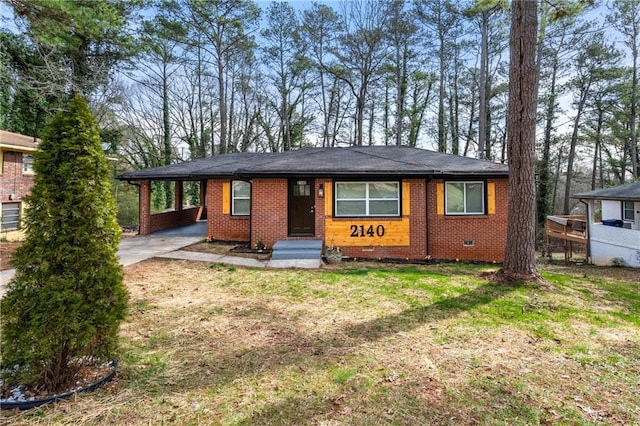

{"left": 318, "top": 183, "right": 324, "bottom": 198}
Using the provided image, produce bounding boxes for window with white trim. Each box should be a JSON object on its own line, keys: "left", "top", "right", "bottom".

{"left": 445, "top": 181, "right": 485, "bottom": 215}
{"left": 232, "top": 180, "right": 250, "bottom": 215}
{"left": 22, "top": 154, "right": 34, "bottom": 173}
{"left": 335, "top": 181, "right": 400, "bottom": 217}
{"left": 1, "top": 202, "right": 21, "bottom": 231}
{"left": 623, "top": 201, "right": 635, "bottom": 222}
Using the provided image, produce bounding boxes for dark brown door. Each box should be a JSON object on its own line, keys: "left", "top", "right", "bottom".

{"left": 288, "top": 179, "right": 315, "bottom": 236}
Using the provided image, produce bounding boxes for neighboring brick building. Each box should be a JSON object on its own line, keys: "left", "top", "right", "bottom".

{"left": 0, "top": 130, "right": 39, "bottom": 241}
{"left": 119, "top": 146, "right": 510, "bottom": 263}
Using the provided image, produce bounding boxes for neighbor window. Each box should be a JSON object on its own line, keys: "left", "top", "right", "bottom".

{"left": 335, "top": 181, "right": 400, "bottom": 217}
{"left": 232, "top": 180, "right": 250, "bottom": 215}
{"left": 445, "top": 181, "right": 485, "bottom": 215}
{"left": 22, "top": 154, "right": 34, "bottom": 173}
{"left": 623, "top": 201, "right": 635, "bottom": 221}
{"left": 1, "top": 202, "right": 21, "bottom": 231}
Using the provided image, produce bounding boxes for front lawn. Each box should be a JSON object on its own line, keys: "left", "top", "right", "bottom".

{"left": 3, "top": 259, "right": 639, "bottom": 425}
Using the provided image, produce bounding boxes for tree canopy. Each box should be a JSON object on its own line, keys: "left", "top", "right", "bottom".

{"left": 1, "top": 0, "right": 638, "bottom": 235}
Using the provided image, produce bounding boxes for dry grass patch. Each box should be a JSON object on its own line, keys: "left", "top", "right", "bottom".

{"left": 3, "top": 259, "right": 639, "bottom": 425}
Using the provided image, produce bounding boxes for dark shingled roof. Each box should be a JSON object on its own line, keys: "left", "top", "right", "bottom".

{"left": 573, "top": 181, "right": 640, "bottom": 201}
{"left": 118, "top": 146, "right": 509, "bottom": 180}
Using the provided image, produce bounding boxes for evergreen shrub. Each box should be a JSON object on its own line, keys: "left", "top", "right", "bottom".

{"left": 0, "top": 95, "right": 128, "bottom": 392}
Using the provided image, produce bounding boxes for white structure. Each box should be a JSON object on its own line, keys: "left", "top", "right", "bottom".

{"left": 573, "top": 182, "right": 640, "bottom": 268}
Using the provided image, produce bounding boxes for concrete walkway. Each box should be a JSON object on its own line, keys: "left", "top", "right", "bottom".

{"left": 156, "top": 250, "right": 323, "bottom": 269}
{"left": 1, "top": 231, "right": 323, "bottom": 297}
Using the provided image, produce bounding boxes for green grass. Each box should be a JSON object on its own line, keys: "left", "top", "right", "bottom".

{"left": 3, "top": 259, "right": 638, "bottom": 425}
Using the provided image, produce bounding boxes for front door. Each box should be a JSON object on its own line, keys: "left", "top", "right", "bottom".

{"left": 288, "top": 178, "right": 315, "bottom": 236}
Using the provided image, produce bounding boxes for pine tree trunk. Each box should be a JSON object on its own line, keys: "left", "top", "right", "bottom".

{"left": 500, "top": 0, "right": 544, "bottom": 283}
{"left": 478, "top": 11, "right": 489, "bottom": 159}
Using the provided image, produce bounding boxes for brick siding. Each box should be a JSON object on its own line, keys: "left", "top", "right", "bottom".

{"left": 137, "top": 176, "right": 508, "bottom": 262}
{"left": 427, "top": 179, "right": 508, "bottom": 262}
{"left": 1, "top": 150, "right": 35, "bottom": 238}
{"left": 206, "top": 179, "right": 250, "bottom": 241}
{"left": 148, "top": 207, "right": 199, "bottom": 234}
{"left": 1, "top": 150, "right": 34, "bottom": 203}
{"left": 138, "top": 180, "right": 201, "bottom": 235}
{"left": 250, "top": 178, "right": 289, "bottom": 247}
{"left": 139, "top": 180, "right": 151, "bottom": 234}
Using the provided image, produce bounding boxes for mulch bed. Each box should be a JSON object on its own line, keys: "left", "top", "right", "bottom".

{"left": 1, "top": 360, "right": 117, "bottom": 410}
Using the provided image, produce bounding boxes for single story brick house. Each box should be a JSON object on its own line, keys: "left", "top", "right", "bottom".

{"left": 118, "top": 146, "right": 510, "bottom": 262}
{"left": 0, "top": 130, "right": 38, "bottom": 240}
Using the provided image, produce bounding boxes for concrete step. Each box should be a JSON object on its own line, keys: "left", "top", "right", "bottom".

{"left": 271, "top": 248, "right": 322, "bottom": 260}
{"left": 271, "top": 239, "right": 323, "bottom": 260}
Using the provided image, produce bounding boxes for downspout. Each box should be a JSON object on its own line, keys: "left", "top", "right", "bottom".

{"left": 580, "top": 199, "right": 592, "bottom": 264}
{"left": 249, "top": 179, "right": 253, "bottom": 247}
{"left": 425, "top": 177, "right": 431, "bottom": 259}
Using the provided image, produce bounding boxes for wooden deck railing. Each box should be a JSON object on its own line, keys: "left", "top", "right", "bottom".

{"left": 546, "top": 215, "right": 588, "bottom": 244}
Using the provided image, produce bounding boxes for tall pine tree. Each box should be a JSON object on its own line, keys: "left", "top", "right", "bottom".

{"left": 497, "top": 0, "right": 546, "bottom": 284}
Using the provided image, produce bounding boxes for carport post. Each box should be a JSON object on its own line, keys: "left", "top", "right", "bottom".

{"left": 139, "top": 180, "right": 151, "bottom": 234}
{"left": 175, "top": 181, "right": 183, "bottom": 211}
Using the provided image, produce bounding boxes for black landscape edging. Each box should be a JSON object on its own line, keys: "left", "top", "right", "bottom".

{"left": 0, "top": 360, "right": 117, "bottom": 411}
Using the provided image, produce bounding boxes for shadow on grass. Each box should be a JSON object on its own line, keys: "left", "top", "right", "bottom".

{"left": 543, "top": 269, "right": 640, "bottom": 322}
{"left": 232, "top": 385, "right": 449, "bottom": 425}
{"left": 139, "top": 280, "right": 522, "bottom": 395}
{"left": 342, "top": 280, "right": 518, "bottom": 341}
{"left": 233, "top": 368, "right": 544, "bottom": 425}
{"left": 197, "top": 303, "right": 637, "bottom": 425}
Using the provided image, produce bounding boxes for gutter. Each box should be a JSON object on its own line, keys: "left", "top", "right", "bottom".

{"left": 229, "top": 170, "right": 509, "bottom": 179}
{"left": 425, "top": 177, "right": 432, "bottom": 259}
{"left": 116, "top": 168, "right": 511, "bottom": 183}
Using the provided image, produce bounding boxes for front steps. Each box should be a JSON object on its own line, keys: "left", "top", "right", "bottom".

{"left": 271, "top": 239, "right": 323, "bottom": 261}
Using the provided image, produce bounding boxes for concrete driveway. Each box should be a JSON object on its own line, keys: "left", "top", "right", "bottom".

{"left": 0, "top": 224, "right": 205, "bottom": 297}
{"left": 116, "top": 234, "right": 204, "bottom": 267}
{"left": 0, "top": 221, "right": 323, "bottom": 297}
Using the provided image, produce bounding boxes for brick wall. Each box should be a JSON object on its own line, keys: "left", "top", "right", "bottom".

{"left": 202, "top": 177, "right": 507, "bottom": 262}
{"left": 1, "top": 150, "right": 34, "bottom": 239}
{"left": 246, "top": 178, "right": 431, "bottom": 261}
{"left": 1, "top": 150, "right": 34, "bottom": 203}
{"left": 139, "top": 180, "right": 151, "bottom": 234}
{"left": 149, "top": 207, "right": 200, "bottom": 233}
{"left": 138, "top": 179, "right": 201, "bottom": 235}
{"left": 426, "top": 178, "right": 508, "bottom": 262}
{"left": 140, "top": 176, "right": 508, "bottom": 262}
{"left": 206, "top": 179, "right": 250, "bottom": 241}
{"left": 251, "top": 178, "right": 329, "bottom": 249}
{"left": 250, "top": 178, "right": 289, "bottom": 248}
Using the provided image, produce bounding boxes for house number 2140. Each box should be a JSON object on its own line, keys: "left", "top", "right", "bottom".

{"left": 350, "top": 224, "right": 385, "bottom": 237}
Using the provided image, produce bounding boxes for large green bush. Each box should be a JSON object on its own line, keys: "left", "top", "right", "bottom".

{"left": 0, "top": 95, "right": 128, "bottom": 392}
